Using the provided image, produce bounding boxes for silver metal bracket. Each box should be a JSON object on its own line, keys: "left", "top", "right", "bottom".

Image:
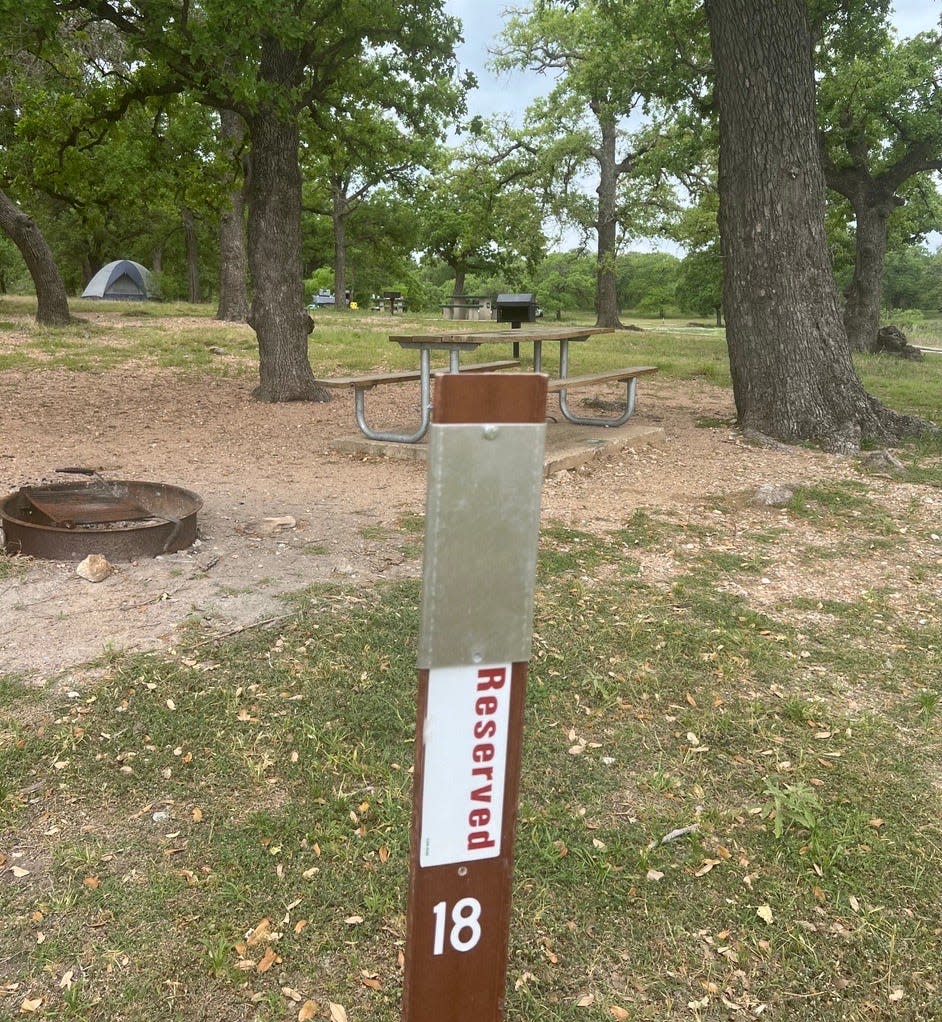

{"left": 419, "top": 421, "right": 546, "bottom": 669}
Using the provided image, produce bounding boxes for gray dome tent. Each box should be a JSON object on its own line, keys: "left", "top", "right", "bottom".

{"left": 81, "top": 260, "right": 158, "bottom": 301}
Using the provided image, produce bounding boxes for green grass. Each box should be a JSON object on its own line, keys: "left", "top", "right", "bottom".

{"left": 4, "top": 296, "right": 941, "bottom": 440}
{"left": 856, "top": 350, "right": 942, "bottom": 425}
{"left": 1, "top": 506, "right": 939, "bottom": 1019}
{"left": 0, "top": 552, "right": 26, "bottom": 582}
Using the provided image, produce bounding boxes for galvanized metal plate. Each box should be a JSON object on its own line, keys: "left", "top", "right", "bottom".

{"left": 419, "top": 422, "right": 545, "bottom": 669}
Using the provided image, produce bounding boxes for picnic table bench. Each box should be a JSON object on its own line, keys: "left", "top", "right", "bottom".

{"left": 315, "top": 359, "right": 520, "bottom": 443}
{"left": 547, "top": 365, "right": 659, "bottom": 427}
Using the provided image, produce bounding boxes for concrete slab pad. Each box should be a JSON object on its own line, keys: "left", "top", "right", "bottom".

{"left": 332, "top": 420, "right": 666, "bottom": 475}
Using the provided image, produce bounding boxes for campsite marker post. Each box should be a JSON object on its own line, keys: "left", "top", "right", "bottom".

{"left": 402, "top": 373, "right": 548, "bottom": 1022}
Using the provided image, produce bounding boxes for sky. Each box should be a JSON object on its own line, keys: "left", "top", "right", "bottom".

{"left": 445, "top": 0, "right": 942, "bottom": 122}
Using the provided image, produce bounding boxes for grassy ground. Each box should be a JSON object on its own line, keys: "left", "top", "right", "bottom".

{"left": 1, "top": 299, "right": 941, "bottom": 1020}
{"left": 2, "top": 295, "right": 939, "bottom": 406}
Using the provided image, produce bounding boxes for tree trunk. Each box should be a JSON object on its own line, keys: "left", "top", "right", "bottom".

{"left": 714, "top": 305, "right": 723, "bottom": 328}
{"left": 0, "top": 189, "right": 71, "bottom": 326}
{"left": 452, "top": 267, "right": 466, "bottom": 300}
{"left": 216, "top": 109, "right": 249, "bottom": 323}
{"left": 843, "top": 198, "right": 894, "bottom": 353}
{"left": 182, "top": 208, "right": 202, "bottom": 304}
{"left": 151, "top": 247, "right": 163, "bottom": 275}
{"left": 245, "top": 63, "right": 327, "bottom": 402}
{"left": 332, "top": 177, "right": 348, "bottom": 308}
{"left": 594, "top": 113, "right": 623, "bottom": 329}
{"left": 705, "top": 0, "right": 932, "bottom": 451}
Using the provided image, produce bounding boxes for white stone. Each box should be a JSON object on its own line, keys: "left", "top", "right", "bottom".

{"left": 76, "top": 554, "right": 112, "bottom": 582}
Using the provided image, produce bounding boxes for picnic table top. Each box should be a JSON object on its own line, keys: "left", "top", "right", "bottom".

{"left": 389, "top": 326, "right": 614, "bottom": 347}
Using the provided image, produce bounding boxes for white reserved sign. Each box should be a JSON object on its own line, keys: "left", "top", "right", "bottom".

{"left": 419, "top": 663, "right": 512, "bottom": 868}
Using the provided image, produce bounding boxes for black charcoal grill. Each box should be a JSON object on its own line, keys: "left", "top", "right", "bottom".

{"left": 496, "top": 293, "right": 538, "bottom": 329}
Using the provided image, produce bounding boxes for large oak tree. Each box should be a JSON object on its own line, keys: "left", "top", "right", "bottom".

{"left": 704, "top": 0, "right": 935, "bottom": 451}
{"left": 418, "top": 128, "right": 547, "bottom": 300}
{"left": 817, "top": 24, "right": 942, "bottom": 352}
{"left": 496, "top": 1, "right": 687, "bottom": 329}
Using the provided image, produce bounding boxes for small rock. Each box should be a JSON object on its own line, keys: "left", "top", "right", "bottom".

{"left": 860, "top": 449, "right": 905, "bottom": 476}
{"left": 754, "top": 483, "right": 796, "bottom": 507}
{"left": 208, "top": 346, "right": 227, "bottom": 355}
{"left": 152, "top": 811, "right": 169, "bottom": 824}
{"left": 244, "top": 516, "right": 297, "bottom": 537}
{"left": 76, "top": 554, "right": 112, "bottom": 582}
{"left": 876, "top": 326, "right": 924, "bottom": 361}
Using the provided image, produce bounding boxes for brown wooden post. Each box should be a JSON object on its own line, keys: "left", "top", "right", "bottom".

{"left": 402, "top": 374, "right": 548, "bottom": 1022}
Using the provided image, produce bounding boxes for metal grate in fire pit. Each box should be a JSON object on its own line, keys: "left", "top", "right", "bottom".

{"left": 23, "top": 484, "right": 157, "bottom": 527}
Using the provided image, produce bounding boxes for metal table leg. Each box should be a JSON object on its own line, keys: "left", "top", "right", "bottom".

{"left": 557, "top": 377, "right": 639, "bottom": 427}
{"left": 353, "top": 349, "right": 433, "bottom": 443}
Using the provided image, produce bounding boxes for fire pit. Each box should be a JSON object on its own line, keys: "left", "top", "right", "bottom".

{"left": 1, "top": 469, "right": 203, "bottom": 561}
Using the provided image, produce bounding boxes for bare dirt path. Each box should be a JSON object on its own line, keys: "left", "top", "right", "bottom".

{"left": 1, "top": 357, "right": 938, "bottom": 686}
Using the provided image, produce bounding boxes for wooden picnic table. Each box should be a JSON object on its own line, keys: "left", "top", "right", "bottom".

{"left": 315, "top": 326, "right": 657, "bottom": 444}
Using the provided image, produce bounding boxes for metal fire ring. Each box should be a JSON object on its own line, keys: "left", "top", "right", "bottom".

{"left": 1, "top": 474, "right": 203, "bottom": 562}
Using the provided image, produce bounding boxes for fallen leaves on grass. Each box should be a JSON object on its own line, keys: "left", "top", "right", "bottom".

{"left": 257, "top": 947, "right": 280, "bottom": 973}
{"left": 245, "top": 918, "right": 272, "bottom": 947}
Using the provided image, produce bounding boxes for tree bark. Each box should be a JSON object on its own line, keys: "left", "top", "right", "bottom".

{"left": 842, "top": 198, "right": 895, "bottom": 353}
{"left": 705, "top": 0, "right": 933, "bottom": 451}
{"left": 332, "top": 177, "right": 348, "bottom": 308}
{"left": 452, "top": 267, "right": 466, "bottom": 300}
{"left": 0, "top": 189, "right": 71, "bottom": 326}
{"left": 216, "top": 108, "right": 249, "bottom": 323}
{"left": 593, "top": 110, "right": 624, "bottom": 329}
{"left": 182, "top": 207, "right": 202, "bottom": 303}
{"left": 244, "top": 42, "right": 327, "bottom": 402}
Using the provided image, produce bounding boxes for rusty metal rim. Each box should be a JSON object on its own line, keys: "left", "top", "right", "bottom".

{"left": 1, "top": 479, "right": 203, "bottom": 561}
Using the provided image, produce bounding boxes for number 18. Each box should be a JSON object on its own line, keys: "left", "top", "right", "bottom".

{"left": 432, "top": 897, "right": 483, "bottom": 955}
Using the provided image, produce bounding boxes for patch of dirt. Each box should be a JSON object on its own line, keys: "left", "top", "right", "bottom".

{"left": 1, "top": 328, "right": 939, "bottom": 688}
